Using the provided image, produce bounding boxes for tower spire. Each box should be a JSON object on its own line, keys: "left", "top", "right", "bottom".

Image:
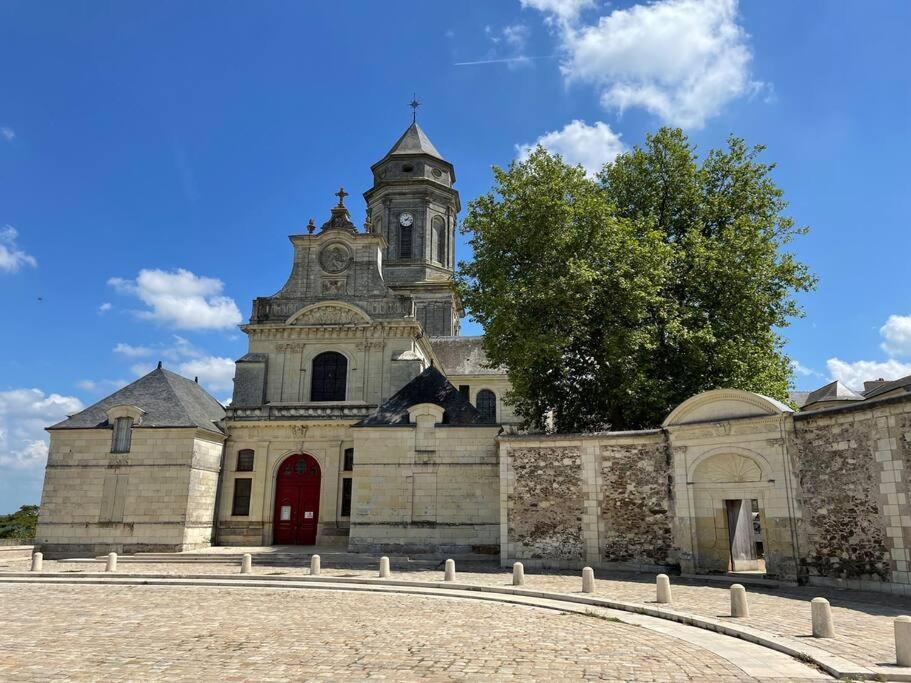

{"left": 408, "top": 94, "right": 421, "bottom": 123}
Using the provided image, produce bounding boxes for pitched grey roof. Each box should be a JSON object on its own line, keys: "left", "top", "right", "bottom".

{"left": 805, "top": 380, "right": 865, "bottom": 406}
{"left": 788, "top": 391, "right": 810, "bottom": 408}
{"left": 49, "top": 367, "right": 225, "bottom": 434}
{"left": 385, "top": 122, "right": 444, "bottom": 160}
{"left": 430, "top": 336, "right": 506, "bottom": 376}
{"left": 863, "top": 373, "right": 911, "bottom": 400}
{"left": 355, "top": 366, "right": 481, "bottom": 426}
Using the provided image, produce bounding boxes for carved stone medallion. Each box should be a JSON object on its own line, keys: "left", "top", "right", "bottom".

{"left": 319, "top": 242, "right": 352, "bottom": 274}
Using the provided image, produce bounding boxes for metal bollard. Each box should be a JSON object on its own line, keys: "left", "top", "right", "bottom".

{"left": 444, "top": 558, "right": 456, "bottom": 582}
{"left": 811, "top": 597, "right": 835, "bottom": 638}
{"left": 106, "top": 552, "right": 118, "bottom": 573}
{"left": 582, "top": 567, "right": 595, "bottom": 593}
{"left": 513, "top": 562, "right": 525, "bottom": 586}
{"left": 310, "top": 554, "right": 321, "bottom": 576}
{"left": 379, "top": 556, "right": 390, "bottom": 578}
{"left": 240, "top": 553, "right": 252, "bottom": 574}
{"left": 30, "top": 552, "right": 43, "bottom": 572}
{"left": 730, "top": 583, "right": 749, "bottom": 617}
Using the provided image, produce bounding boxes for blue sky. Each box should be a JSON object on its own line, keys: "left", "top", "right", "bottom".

{"left": 1, "top": 0, "right": 910, "bottom": 512}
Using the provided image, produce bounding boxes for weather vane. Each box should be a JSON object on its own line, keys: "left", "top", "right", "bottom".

{"left": 409, "top": 93, "right": 421, "bottom": 123}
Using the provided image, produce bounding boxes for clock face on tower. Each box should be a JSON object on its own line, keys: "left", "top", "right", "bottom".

{"left": 399, "top": 212, "right": 414, "bottom": 227}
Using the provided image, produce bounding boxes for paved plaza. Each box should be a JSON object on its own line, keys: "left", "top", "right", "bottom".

{"left": 1, "top": 583, "right": 823, "bottom": 682}
{"left": 3, "top": 556, "right": 911, "bottom": 680}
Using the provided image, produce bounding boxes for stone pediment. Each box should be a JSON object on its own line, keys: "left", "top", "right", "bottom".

{"left": 287, "top": 303, "right": 371, "bottom": 326}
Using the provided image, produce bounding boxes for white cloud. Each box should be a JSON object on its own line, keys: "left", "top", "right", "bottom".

{"left": 108, "top": 268, "right": 242, "bottom": 330}
{"left": 520, "top": 0, "right": 594, "bottom": 23}
{"left": 881, "top": 315, "right": 911, "bottom": 357}
{"left": 790, "top": 360, "right": 821, "bottom": 378}
{"left": 516, "top": 119, "right": 625, "bottom": 176}
{"left": 114, "top": 342, "right": 155, "bottom": 358}
{"left": 177, "top": 356, "right": 236, "bottom": 393}
{"left": 826, "top": 358, "right": 911, "bottom": 392}
{"left": 77, "top": 378, "right": 128, "bottom": 393}
{"left": 503, "top": 24, "right": 531, "bottom": 52}
{"left": 0, "top": 225, "right": 37, "bottom": 273}
{"left": 528, "top": 0, "right": 761, "bottom": 128}
{"left": 0, "top": 389, "right": 83, "bottom": 471}
{"left": 1, "top": 127, "right": 14, "bottom": 141}
{"left": 98, "top": 302, "right": 112, "bottom": 314}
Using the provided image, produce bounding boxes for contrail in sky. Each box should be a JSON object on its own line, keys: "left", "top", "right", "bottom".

{"left": 453, "top": 55, "right": 556, "bottom": 67}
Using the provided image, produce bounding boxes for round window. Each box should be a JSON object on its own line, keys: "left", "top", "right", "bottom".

{"left": 432, "top": 168, "right": 442, "bottom": 178}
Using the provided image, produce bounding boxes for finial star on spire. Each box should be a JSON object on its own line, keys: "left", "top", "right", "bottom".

{"left": 409, "top": 93, "right": 421, "bottom": 123}
{"left": 335, "top": 186, "right": 349, "bottom": 207}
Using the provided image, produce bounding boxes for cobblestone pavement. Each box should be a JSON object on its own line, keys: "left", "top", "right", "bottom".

{"left": 0, "top": 583, "right": 818, "bottom": 682}
{"left": 2, "top": 558, "right": 905, "bottom": 673}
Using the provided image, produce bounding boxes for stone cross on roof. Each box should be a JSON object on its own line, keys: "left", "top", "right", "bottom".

{"left": 409, "top": 94, "right": 421, "bottom": 123}
{"left": 334, "top": 186, "right": 348, "bottom": 207}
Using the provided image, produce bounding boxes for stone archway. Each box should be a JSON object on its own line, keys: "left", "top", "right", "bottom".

{"left": 690, "top": 452, "right": 767, "bottom": 573}
{"left": 273, "top": 453, "right": 322, "bottom": 545}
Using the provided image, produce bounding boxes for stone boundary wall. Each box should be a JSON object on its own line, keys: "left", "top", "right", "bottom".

{"left": 792, "top": 394, "right": 911, "bottom": 590}
{"left": 499, "top": 431, "right": 672, "bottom": 570}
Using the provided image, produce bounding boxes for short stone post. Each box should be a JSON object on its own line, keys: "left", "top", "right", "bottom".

{"left": 444, "top": 558, "right": 456, "bottom": 582}
{"left": 582, "top": 567, "right": 595, "bottom": 593}
{"left": 811, "top": 597, "right": 835, "bottom": 638}
{"left": 513, "top": 562, "right": 525, "bottom": 586}
{"left": 240, "top": 553, "right": 252, "bottom": 574}
{"left": 656, "top": 574, "right": 672, "bottom": 604}
{"left": 895, "top": 616, "right": 911, "bottom": 666}
{"left": 30, "top": 552, "right": 43, "bottom": 572}
{"left": 106, "top": 552, "right": 118, "bottom": 573}
{"left": 730, "top": 584, "right": 749, "bottom": 618}
{"left": 379, "top": 556, "right": 390, "bottom": 578}
{"left": 310, "top": 554, "right": 321, "bottom": 576}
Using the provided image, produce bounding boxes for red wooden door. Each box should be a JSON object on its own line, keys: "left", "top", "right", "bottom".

{"left": 273, "top": 454, "right": 321, "bottom": 545}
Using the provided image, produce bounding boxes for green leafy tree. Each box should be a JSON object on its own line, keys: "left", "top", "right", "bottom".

{"left": 0, "top": 505, "right": 39, "bottom": 541}
{"left": 458, "top": 129, "right": 815, "bottom": 432}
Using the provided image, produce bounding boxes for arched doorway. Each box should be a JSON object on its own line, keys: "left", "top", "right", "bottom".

{"left": 273, "top": 454, "right": 321, "bottom": 545}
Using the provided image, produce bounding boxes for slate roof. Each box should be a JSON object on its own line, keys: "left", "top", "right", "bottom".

{"left": 49, "top": 366, "right": 225, "bottom": 434}
{"left": 863, "top": 373, "right": 911, "bottom": 400}
{"left": 429, "top": 336, "right": 506, "bottom": 376}
{"left": 788, "top": 391, "right": 810, "bottom": 409}
{"left": 355, "top": 366, "right": 482, "bottom": 426}
{"left": 384, "top": 122, "right": 444, "bottom": 160}
{"left": 804, "top": 380, "right": 865, "bottom": 406}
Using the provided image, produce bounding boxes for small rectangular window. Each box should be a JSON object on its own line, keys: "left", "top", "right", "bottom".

{"left": 458, "top": 385, "right": 470, "bottom": 401}
{"left": 343, "top": 448, "right": 354, "bottom": 472}
{"left": 236, "top": 450, "right": 254, "bottom": 472}
{"left": 400, "top": 225, "right": 412, "bottom": 259}
{"left": 231, "top": 478, "right": 252, "bottom": 516}
{"left": 111, "top": 417, "right": 133, "bottom": 453}
{"left": 341, "top": 478, "right": 352, "bottom": 517}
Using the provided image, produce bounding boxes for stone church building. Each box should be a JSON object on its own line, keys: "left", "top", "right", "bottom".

{"left": 35, "top": 121, "right": 911, "bottom": 594}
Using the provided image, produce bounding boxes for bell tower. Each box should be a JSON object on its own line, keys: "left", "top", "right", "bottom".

{"left": 363, "top": 105, "right": 461, "bottom": 336}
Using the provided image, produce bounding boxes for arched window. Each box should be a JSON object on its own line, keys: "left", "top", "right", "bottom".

{"left": 310, "top": 352, "right": 347, "bottom": 401}
{"left": 476, "top": 389, "right": 497, "bottom": 424}
{"left": 400, "top": 224, "right": 412, "bottom": 259}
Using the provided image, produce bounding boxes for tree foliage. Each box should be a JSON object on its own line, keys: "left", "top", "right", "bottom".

{"left": 458, "top": 128, "right": 816, "bottom": 432}
{"left": 0, "top": 505, "right": 39, "bottom": 541}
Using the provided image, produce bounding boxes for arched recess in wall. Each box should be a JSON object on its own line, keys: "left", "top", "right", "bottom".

{"left": 691, "top": 452, "right": 765, "bottom": 484}
{"left": 310, "top": 351, "right": 347, "bottom": 401}
{"left": 431, "top": 215, "right": 446, "bottom": 265}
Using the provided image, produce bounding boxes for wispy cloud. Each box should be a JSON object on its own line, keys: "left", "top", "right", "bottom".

{"left": 0, "top": 225, "right": 37, "bottom": 273}
{"left": 455, "top": 23, "right": 542, "bottom": 69}
{"left": 1, "top": 127, "right": 14, "bottom": 142}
